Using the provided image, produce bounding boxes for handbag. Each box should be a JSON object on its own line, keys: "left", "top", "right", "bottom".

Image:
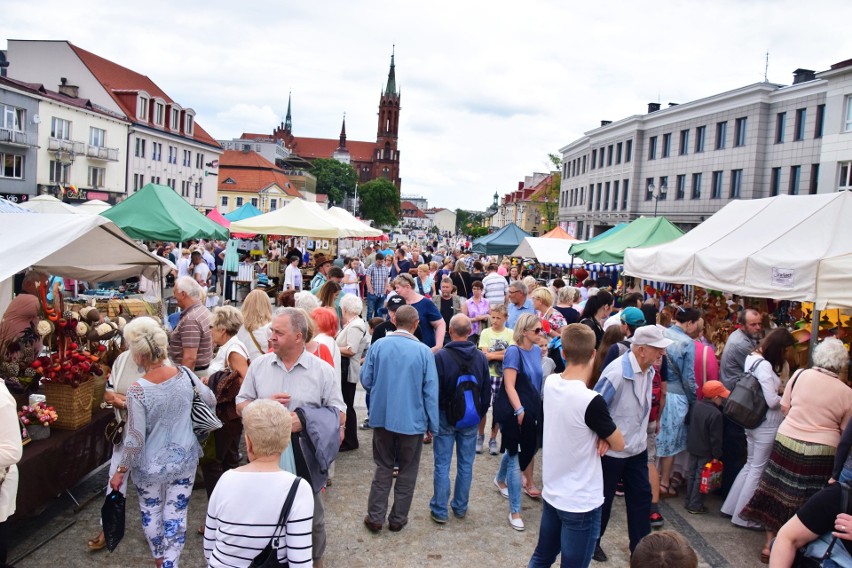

{"left": 183, "top": 366, "right": 223, "bottom": 442}
{"left": 101, "top": 489, "right": 126, "bottom": 553}
{"left": 792, "top": 482, "right": 852, "bottom": 567}
{"left": 104, "top": 418, "right": 125, "bottom": 445}
{"left": 249, "top": 477, "right": 303, "bottom": 567}
{"left": 723, "top": 359, "right": 768, "bottom": 429}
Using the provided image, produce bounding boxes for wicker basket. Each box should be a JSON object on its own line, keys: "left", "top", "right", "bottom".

{"left": 43, "top": 379, "right": 94, "bottom": 430}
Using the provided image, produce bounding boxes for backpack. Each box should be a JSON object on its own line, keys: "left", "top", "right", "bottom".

{"left": 723, "top": 359, "right": 768, "bottom": 429}
{"left": 445, "top": 349, "right": 482, "bottom": 429}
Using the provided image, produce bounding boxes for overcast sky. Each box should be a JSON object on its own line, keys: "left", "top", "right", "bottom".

{"left": 4, "top": 0, "right": 852, "bottom": 211}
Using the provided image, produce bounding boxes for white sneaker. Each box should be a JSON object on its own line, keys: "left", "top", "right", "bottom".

{"left": 508, "top": 513, "right": 525, "bottom": 531}
{"left": 475, "top": 434, "right": 484, "bottom": 454}
{"left": 493, "top": 478, "right": 509, "bottom": 499}
{"left": 489, "top": 439, "right": 498, "bottom": 455}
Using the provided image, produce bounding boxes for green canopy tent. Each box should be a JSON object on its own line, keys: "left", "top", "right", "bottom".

{"left": 102, "top": 183, "right": 228, "bottom": 241}
{"left": 568, "top": 217, "right": 684, "bottom": 264}
{"left": 224, "top": 203, "right": 263, "bottom": 222}
{"left": 471, "top": 223, "right": 531, "bottom": 255}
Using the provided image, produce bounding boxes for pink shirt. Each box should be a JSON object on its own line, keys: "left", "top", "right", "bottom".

{"left": 693, "top": 341, "right": 719, "bottom": 400}
{"left": 779, "top": 368, "right": 852, "bottom": 447}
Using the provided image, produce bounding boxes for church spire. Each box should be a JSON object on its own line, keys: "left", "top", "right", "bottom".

{"left": 284, "top": 91, "right": 292, "bottom": 133}
{"left": 384, "top": 46, "right": 397, "bottom": 95}
{"left": 338, "top": 113, "right": 347, "bottom": 149}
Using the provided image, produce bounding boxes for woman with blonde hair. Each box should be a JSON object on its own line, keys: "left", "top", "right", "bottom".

{"left": 531, "top": 287, "right": 566, "bottom": 339}
{"left": 238, "top": 289, "right": 272, "bottom": 361}
{"left": 451, "top": 259, "right": 472, "bottom": 299}
{"left": 415, "top": 263, "right": 434, "bottom": 298}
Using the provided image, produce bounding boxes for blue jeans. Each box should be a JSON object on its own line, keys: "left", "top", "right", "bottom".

{"left": 529, "top": 501, "right": 602, "bottom": 568}
{"left": 430, "top": 412, "right": 478, "bottom": 519}
{"left": 366, "top": 293, "right": 386, "bottom": 320}
{"left": 496, "top": 445, "right": 522, "bottom": 514}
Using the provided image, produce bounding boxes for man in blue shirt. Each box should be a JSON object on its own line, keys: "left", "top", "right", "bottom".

{"left": 361, "top": 305, "right": 439, "bottom": 533}
{"left": 506, "top": 280, "right": 535, "bottom": 329}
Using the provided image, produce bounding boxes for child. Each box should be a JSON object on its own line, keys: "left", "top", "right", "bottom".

{"left": 630, "top": 531, "right": 698, "bottom": 568}
{"left": 684, "top": 380, "right": 729, "bottom": 514}
{"left": 477, "top": 304, "right": 513, "bottom": 455}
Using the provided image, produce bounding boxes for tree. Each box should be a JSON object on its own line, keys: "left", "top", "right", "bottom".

{"left": 359, "top": 178, "right": 400, "bottom": 227}
{"left": 456, "top": 209, "right": 484, "bottom": 233}
{"left": 541, "top": 153, "right": 562, "bottom": 231}
{"left": 310, "top": 158, "right": 357, "bottom": 205}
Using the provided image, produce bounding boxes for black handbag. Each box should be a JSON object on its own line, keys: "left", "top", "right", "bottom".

{"left": 249, "top": 478, "right": 303, "bottom": 568}
{"left": 101, "top": 489, "right": 126, "bottom": 552}
{"left": 104, "top": 418, "right": 125, "bottom": 446}
{"left": 723, "top": 360, "right": 768, "bottom": 429}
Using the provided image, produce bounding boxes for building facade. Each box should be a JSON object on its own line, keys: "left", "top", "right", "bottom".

{"left": 217, "top": 149, "right": 301, "bottom": 214}
{"left": 558, "top": 59, "right": 852, "bottom": 239}
{"left": 0, "top": 79, "right": 39, "bottom": 200}
{"left": 493, "top": 173, "right": 558, "bottom": 236}
{"left": 426, "top": 207, "right": 456, "bottom": 233}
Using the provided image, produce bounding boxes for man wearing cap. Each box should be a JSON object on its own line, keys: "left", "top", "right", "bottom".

{"left": 311, "top": 258, "right": 333, "bottom": 294}
{"left": 683, "top": 380, "right": 729, "bottom": 514}
{"left": 365, "top": 252, "right": 391, "bottom": 320}
{"left": 592, "top": 325, "right": 673, "bottom": 561}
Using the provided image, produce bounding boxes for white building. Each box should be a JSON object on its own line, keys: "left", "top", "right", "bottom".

{"left": 218, "top": 136, "right": 290, "bottom": 168}
{"left": 426, "top": 207, "right": 457, "bottom": 233}
{"left": 5, "top": 40, "right": 222, "bottom": 209}
{"left": 558, "top": 58, "right": 852, "bottom": 239}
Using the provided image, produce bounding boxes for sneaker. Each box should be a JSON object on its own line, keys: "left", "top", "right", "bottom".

{"left": 614, "top": 481, "right": 625, "bottom": 497}
{"left": 493, "top": 478, "right": 509, "bottom": 499}
{"left": 508, "top": 513, "right": 525, "bottom": 531}
{"left": 475, "top": 434, "right": 484, "bottom": 454}
{"left": 686, "top": 505, "right": 708, "bottom": 515}
{"left": 489, "top": 438, "right": 498, "bottom": 455}
{"left": 593, "top": 543, "right": 608, "bottom": 562}
{"left": 360, "top": 419, "right": 372, "bottom": 430}
{"left": 649, "top": 511, "right": 664, "bottom": 528}
{"left": 430, "top": 511, "right": 447, "bottom": 524}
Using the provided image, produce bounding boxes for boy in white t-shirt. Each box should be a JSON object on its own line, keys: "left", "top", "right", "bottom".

{"left": 528, "top": 324, "right": 624, "bottom": 568}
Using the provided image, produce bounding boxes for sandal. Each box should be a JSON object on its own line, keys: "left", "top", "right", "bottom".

{"left": 523, "top": 486, "right": 542, "bottom": 499}
{"left": 659, "top": 483, "right": 678, "bottom": 498}
{"left": 87, "top": 533, "right": 106, "bottom": 551}
{"left": 760, "top": 549, "right": 770, "bottom": 564}
{"left": 670, "top": 473, "right": 685, "bottom": 489}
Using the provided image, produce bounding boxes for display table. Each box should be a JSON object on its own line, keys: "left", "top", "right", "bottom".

{"left": 11, "top": 409, "right": 114, "bottom": 521}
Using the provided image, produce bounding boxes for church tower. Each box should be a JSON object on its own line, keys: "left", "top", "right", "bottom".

{"left": 375, "top": 48, "right": 401, "bottom": 190}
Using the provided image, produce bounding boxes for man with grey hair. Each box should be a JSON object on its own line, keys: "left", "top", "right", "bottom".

{"left": 506, "top": 280, "right": 535, "bottom": 329}
{"left": 169, "top": 276, "right": 213, "bottom": 375}
{"left": 236, "top": 307, "right": 346, "bottom": 568}
{"left": 361, "top": 305, "right": 439, "bottom": 533}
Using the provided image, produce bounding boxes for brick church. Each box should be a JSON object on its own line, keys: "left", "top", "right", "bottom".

{"left": 244, "top": 50, "right": 401, "bottom": 191}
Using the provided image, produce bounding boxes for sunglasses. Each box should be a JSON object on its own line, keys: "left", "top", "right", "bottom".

{"left": 530, "top": 327, "right": 543, "bottom": 334}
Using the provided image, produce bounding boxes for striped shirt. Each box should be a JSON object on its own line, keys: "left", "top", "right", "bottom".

{"left": 168, "top": 302, "right": 213, "bottom": 369}
{"left": 204, "top": 470, "right": 315, "bottom": 567}
{"left": 482, "top": 272, "right": 509, "bottom": 305}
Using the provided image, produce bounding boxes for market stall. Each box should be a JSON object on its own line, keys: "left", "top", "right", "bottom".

{"left": 569, "top": 216, "right": 684, "bottom": 264}
{"left": 74, "top": 199, "right": 112, "bottom": 216}
{"left": 471, "top": 222, "right": 531, "bottom": 255}
{"left": 19, "top": 194, "right": 82, "bottom": 214}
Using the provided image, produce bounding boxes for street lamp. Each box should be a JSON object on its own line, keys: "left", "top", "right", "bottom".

{"left": 648, "top": 180, "right": 667, "bottom": 217}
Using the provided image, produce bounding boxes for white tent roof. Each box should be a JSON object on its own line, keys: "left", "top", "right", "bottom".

{"left": 19, "top": 194, "right": 83, "bottom": 214}
{"left": 0, "top": 213, "right": 174, "bottom": 283}
{"left": 623, "top": 192, "right": 852, "bottom": 309}
{"left": 510, "top": 237, "right": 587, "bottom": 266}
{"left": 229, "top": 198, "right": 372, "bottom": 238}
{"left": 74, "top": 199, "right": 112, "bottom": 215}
{"left": 325, "top": 207, "right": 383, "bottom": 237}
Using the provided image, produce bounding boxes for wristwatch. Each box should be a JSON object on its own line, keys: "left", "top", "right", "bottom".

{"left": 117, "top": 466, "right": 128, "bottom": 474}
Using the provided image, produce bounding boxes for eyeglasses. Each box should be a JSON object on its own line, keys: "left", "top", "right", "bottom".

{"left": 530, "top": 327, "right": 543, "bottom": 334}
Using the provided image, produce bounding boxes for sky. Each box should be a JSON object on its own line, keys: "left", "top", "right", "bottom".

{"left": 4, "top": 0, "right": 852, "bottom": 211}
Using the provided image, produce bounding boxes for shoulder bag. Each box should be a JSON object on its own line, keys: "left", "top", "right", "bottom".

{"left": 183, "top": 366, "right": 223, "bottom": 442}
{"left": 723, "top": 359, "right": 769, "bottom": 429}
{"left": 792, "top": 481, "right": 851, "bottom": 567}
{"left": 249, "top": 477, "right": 303, "bottom": 567}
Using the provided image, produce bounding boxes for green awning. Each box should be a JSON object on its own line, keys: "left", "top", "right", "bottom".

{"left": 471, "top": 223, "right": 532, "bottom": 255}
{"left": 568, "top": 217, "right": 684, "bottom": 264}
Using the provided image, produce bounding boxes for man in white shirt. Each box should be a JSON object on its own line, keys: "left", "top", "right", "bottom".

{"left": 481, "top": 262, "right": 509, "bottom": 306}
{"left": 529, "top": 324, "right": 624, "bottom": 567}
{"left": 191, "top": 251, "right": 211, "bottom": 287}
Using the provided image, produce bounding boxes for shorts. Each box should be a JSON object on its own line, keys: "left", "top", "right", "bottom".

{"left": 490, "top": 375, "right": 503, "bottom": 404}
{"left": 647, "top": 420, "right": 657, "bottom": 464}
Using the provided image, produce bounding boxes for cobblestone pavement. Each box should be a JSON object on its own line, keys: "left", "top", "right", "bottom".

{"left": 10, "top": 387, "right": 766, "bottom": 567}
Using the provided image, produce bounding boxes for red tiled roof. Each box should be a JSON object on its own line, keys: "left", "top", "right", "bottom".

{"left": 218, "top": 150, "right": 301, "bottom": 196}
{"left": 291, "top": 137, "right": 377, "bottom": 161}
{"left": 315, "top": 194, "right": 328, "bottom": 202}
{"left": 68, "top": 42, "right": 220, "bottom": 148}
{"left": 240, "top": 132, "right": 272, "bottom": 140}
{"left": 0, "top": 76, "right": 128, "bottom": 122}
{"left": 401, "top": 200, "right": 427, "bottom": 218}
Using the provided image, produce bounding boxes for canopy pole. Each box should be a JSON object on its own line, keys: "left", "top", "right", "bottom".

{"left": 807, "top": 309, "right": 820, "bottom": 367}
{"left": 568, "top": 256, "right": 575, "bottom": 286}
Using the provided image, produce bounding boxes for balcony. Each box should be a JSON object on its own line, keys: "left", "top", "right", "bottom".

{"left": 48, "top": 137, "right": 85, "bottom": 156}
{"left": 0, "top": 127, "right": 37, "bottom": 148}
{"left": 86, "top": 145, "right": 119, "bottom": 162}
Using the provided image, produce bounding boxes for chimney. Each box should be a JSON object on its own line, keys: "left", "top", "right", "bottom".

{"left": 600, "top": 120, "right": 612, "bottom": 127}
{"left": 58, "top": 77, "right": 79, "bottom": 98}
{"left": 792, "top": 68, "right": 816, "bottom": 84}
{"left": 668, "top": 102, "right": 679, "bottom": 107}
{"left": 648, "top": 102, "right": 661, "bottom": 113}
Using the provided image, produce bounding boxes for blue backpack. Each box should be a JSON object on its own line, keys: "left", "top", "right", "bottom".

{"left": 445, "top": 349, "right": 482, "bottom": 429}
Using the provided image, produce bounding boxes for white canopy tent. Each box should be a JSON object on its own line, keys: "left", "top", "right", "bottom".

{"left": 623, "top": 192, "right": 852, "bottom": 310}
{"left": 229, "top": 198, "right": 368, "bottom": 238}
{"left": 325, "top": 207, "right": 383, "bottom": 237}
{"left": 510, "top": 237, "right": 587, "bottom": 267}
{"left": 74, "top": 199, "right": 113, "bottom": 215}
{"left": 19, "top": 194, "right": 83, "bottom": 214}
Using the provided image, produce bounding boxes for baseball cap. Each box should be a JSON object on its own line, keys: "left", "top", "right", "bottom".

{"left": 620, "top": 307, "right": 646, "bottom": 327}
{"left": 630, "top": 326, "right": 673, "bottom": 348}
{"left": 703, "top": 380, "right": 730, "bottom": 399}
{"left": 387, "top": 295, "right": 406, "bottom": 311}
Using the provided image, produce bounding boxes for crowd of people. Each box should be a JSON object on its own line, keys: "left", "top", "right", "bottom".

{"left": 4, "top": 236, "right": 852, "bottom": 568}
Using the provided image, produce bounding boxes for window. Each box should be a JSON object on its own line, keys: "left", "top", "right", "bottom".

{"left": 596, "top": 183, "right": 603, "bottom": 210}
{"left": 676, "top": 174, "right": 686, "bottom": 199}
{"left": 168, "top": 146, "right": 177, "bottom": 164}
{"left": 171, "top": 108, "right": 180, "bottom": 130}
{"left": 691, "top": 173, "right": 702, "bottom": 199}
{"left": 625, "top": 140, "right": 633, "bottom": 162}
{"left": 185, "top": 113, "right": 194, "bottom": 135}
{"left": 770, "top": 167, "right": 782, "bottom": 196}
{"left": 251, "top": 198, "right": 259, "bottom": 208}
{"left": 196, "top": 153, "right": 204, "bottom": 169}
{"left": 50, "top": 117, "right": 71, "bottom": 140}
{"left": 220, "top": 196, "right": 228, "bottom": 207}
{"left": 616, "top": 142, "right": 623, "bottom": 164}
{"left": 88, "top": 166, "right": 105, "bottom": 188}
{"left": 591, "top": 149, "right": 597, "bottom": 170}
{"left": 775, "top": 112, "right": 786, "bottom": 143}
{"left": 183, "top": 149, "right": 191, "bottom": 167}
{"left": 1, "top": 105, "right": 24, "bottom": 130}
{"left": 696, "top": 126, "right": 707, "bottom": 152}
{"left": 89, "top": 127, "right": 105, "bottom": 147}
{"left": 846, "top": 97, "right": 852, "bottom": 132}
{"left": 815, "top": 104, "right": 825, "bottom": 138}
{"left": 711, "top": 171, "right": 723, "bottom": 199}
{"left": 607, "top": 145, "right": 613, "bottom": 166}
{"left": 582, "top": 155, "right": 586, "bottom": 173}
{"left": 810, "top": 164, "right": 820, "bottom": 194}
{"left": 613, "top": 180, "right": 620, "bottom": 210}
{"left": 236, "top": 196, "right": 244, "bottom": 207}
{"left": 270, "top": 198, "right": 278, "bottom": 210}
{"left": 1, "top": 154, "right": 23, "bottom": 179}
{"left": 662, "top": 133, "right": 671, "bottom": 158}
{"left": 598, "top": 148, "right": 604, "bottom": 168}
{"left": 730, "top": 169, "right": 743, "bottom": 198}
{"left": 734, "top": 117, "right": 747, "bottom": 147}
{"left": 154, "top": 102, "right": 165, "bottom": 125}
{"left": 137, "top": 96, "right": 149, "bottom": 120}
{"left": 621, "top": 179, "right": 629, "bottom": 209}
{"left": 658, "top": 176, "right": 668, "bottom": 200}
{"left": 133, "top": 173, "right": 144, "bottom": 191}
{"left": 135, "top": 138, "right": 146, "bottom": 158}
{"left": 840, "top": 162, "right": 852, "bottom": 189}
{"left": 152, "top": 142, "right": 162, "bottom": 161}
{"left": 151, "top": 176, "right": 160, "bottom": 185}
{"left": 715, "top": 121, "right": 727, "bottom": 150}
{"left": 794, "top": 108, "right": 806, "bottom": 141}
{"left": 603, "top": 181, "right": 610, "bottom": 210}
{"left": 788, "top": 165, "right": 801, "bottom": 195}
{"left": 679, "top": 129, "right": 689, "bottom": 156}
{"left": 645, "top": 177, "right": 654, "bottom": 200}
{"left": 194, "top": 182, "right": 202, "bottom": 199}
{"left": 648, "top": 136, "right": 657, "bottom": 160}
{"left": 49, "top": 160, "right": 69, "bottom": 184}
{"left": 587, "top": 185, "right": 594, "bottom": 211}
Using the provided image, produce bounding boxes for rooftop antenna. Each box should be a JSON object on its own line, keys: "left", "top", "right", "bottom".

{"left": 764, "top": 52, "right": 769, "bottom": 83}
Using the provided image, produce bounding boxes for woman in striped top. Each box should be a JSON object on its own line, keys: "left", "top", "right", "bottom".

{"left": 204, "top": 399, "right": 314, "bottom": 567}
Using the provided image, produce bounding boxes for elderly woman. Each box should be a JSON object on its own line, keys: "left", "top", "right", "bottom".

{"left": 201, "top": 306, "right": 250, "bottom": 510}
{"left": 237, "top": 289, "right": 272, "bottom": 361}
{"left": 204, "top": 399, "right": 314, "bottom": 567}
{"left": 531, "top": 287, "right": 566, "bottom": 339}
{"left": 554, "top": 286, "right": 581, "bottom": 325}
{"left": 337, "top": 294, "right": 368, "bottom": 451}
{"left": 741, "top": 338, "right": 852, "bottom": 564}
{"left": 450, "top": 259, "right": 472, "bottom": 298}
{"left": 415, "top": 263, "right": 434, "bottom": 298}
{"left": 110, "top": 316, "right": 216, "bottom": 568}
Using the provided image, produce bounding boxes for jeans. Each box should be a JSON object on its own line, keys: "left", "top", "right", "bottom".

{"left": 496, "top": 447, "right": 522, "bottom": 514}
{"left": 367, "top": 293, "right": 386, "bottom": 320}
{"left": 430, "top": 412, "right": 478, "bottom": 519}
{"left": 529, "top": 501, "right": 602, "bottom": 568}
{"left": 600, "top": 451, "right": 651, "bottom": 553}
{"left": 684, "top": 453, "right": 710, "bottom": 511}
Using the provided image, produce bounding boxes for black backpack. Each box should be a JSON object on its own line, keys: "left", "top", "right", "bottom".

{"left": 723, "top": 359, "right": 768, "bottom": 429}
{"left": 445, "top": 349, "right": 482, "bottom": 429}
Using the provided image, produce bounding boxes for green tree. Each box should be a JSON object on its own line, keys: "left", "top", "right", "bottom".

{"left": 542, "top": 153, "right": 562, "bottom": 231}
{"left": 359, "top": 178, "right": 400, "bottom": 227}
{"left": 310, "top": 158, "right": 357, "bottom": 204}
